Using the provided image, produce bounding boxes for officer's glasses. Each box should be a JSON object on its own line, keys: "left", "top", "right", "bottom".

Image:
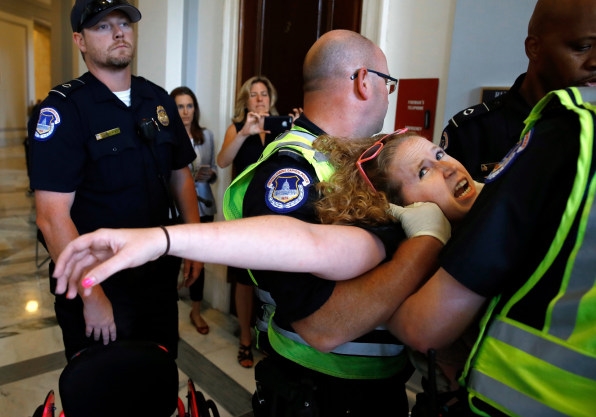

{"left": 350, "top": 69, "right": 398, "bottom": 95}
{"left": 356, "top": 128, "right": 408, "bottom": 192}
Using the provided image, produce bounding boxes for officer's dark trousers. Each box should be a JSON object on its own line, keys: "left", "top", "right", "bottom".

{"left": 252, "top": 353, "right": 413, "bottom": 417}
{"left": 51, "top": 256, "right": 181, "bottom": 361}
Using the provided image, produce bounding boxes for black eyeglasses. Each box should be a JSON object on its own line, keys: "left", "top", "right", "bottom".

{"left": 350, "top": 69, "right": 398, "bottom": 94}
{"left": 79, "top": 0, "right": 130, "bottom": 31}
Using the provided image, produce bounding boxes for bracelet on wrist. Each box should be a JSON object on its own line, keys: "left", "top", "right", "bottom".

{"left": 159, "top": 225, "right": 170, "bottom": 257}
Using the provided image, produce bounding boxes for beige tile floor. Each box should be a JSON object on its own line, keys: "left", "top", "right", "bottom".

{"left": 0, "top": 134, "right": 421, "bottom": 417}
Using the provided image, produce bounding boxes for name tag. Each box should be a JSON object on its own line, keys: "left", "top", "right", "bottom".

{"left": 95, "top": 128, "right": 121, "bottom": 140}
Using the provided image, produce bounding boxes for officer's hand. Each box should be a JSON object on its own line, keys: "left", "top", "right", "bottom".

{"left": 82, "top": 288, "right": 117, "bottom": 345}
{"left": 389, "top": 202, "right": 451, "bottom": 245}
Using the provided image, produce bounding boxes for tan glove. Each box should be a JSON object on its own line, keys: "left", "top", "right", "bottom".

{"left": 389, "top": 202, "right": 451, "bottom": 245}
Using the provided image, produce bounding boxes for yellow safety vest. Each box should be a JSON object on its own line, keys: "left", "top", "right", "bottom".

{"left": 462, "top": 87, "right": 596, "bottom": 416}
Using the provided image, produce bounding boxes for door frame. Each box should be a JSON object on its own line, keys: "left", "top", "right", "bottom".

{"left": 0, "top": 10, "right": 34, "bottom": 140}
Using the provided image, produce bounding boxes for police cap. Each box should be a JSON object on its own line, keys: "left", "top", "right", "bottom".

{"left": 71, "top": 0, "right": 141, "bottom": 33}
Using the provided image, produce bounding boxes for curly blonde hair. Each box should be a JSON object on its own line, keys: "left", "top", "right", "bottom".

{"left": 313, "top": 130, "right": 419, "bottom": 226}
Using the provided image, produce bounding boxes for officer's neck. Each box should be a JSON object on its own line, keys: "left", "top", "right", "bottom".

{"left": 88, "top": 65, "right": 132, "bottom": 93}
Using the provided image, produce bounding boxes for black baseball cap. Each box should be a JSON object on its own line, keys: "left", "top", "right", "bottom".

{"left": 71, "top": 0, "right": 141, "bottom": 33}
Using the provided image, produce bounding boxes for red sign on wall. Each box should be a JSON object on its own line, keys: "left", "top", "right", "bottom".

{"left": 394, "top": 78, "right": 440, "bottom": 140}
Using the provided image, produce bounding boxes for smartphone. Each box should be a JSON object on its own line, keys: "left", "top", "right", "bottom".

{"left": 263, "top": 115, "right": 293, "bottom": 133}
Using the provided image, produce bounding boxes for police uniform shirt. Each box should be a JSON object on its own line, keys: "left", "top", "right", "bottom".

{"left": 441, "top": 74, "right": 532, "bottom": 182}
{"left": 242, "top": 115, "right": 404, "bottom": 328}
{"left": 439, "top": 99, "right": 582, "bottom": 329}
{"left": 28, "top": 72, "right": 195, "bottom": 235}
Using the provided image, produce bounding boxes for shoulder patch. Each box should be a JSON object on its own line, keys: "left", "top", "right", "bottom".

{"left": 33, "top": 107, "right": 61, "bottom": 141}
{"left": 448, "top": 97, "right": 505, "bottom": 128}
{"left": 485, "top": 128, "right": 532, "bottom": 182}
{"left": 265, "top": 167, "right": 312, "bottom": 213}
{"left": 49, "top": 78, "right": 85, "bottom": 98}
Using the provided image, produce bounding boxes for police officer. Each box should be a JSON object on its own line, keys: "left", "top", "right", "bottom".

{"left": 440, "top": 73, "right": 530, "bottom": 182}
{"left": 441, "top": 0, "right": 596, "bottom": 182}
{"left": 392, "top": 85, "right": 596, "bottom": 416}
{"left": 28, "top": 0, "right": 201, "bottom": 361}
{"left": 223, "top": 30, "right": 444, "bottom": 417}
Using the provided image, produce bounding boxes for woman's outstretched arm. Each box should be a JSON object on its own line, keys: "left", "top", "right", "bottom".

{"left": 53, "top": 215, "right": 387, "bottom": 299}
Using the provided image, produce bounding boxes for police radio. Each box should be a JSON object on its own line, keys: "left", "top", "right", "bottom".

{"left": 137, "top": 118, "right": 160, "bottom": 143}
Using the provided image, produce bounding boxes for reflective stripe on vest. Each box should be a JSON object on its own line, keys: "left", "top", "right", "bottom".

{"left": 268, "top": 313, "right": 408, "bottom": 379}
{"left": 271, "top": 319, "right": 404, "bottom": 357}
{"left": 464, "top": 87, "right": 596, "bottom": 417}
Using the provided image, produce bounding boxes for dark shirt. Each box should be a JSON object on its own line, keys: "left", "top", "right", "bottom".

{"left": 29, "top": 72, "right": 195, "bottom": 234}
{"left": 441, "top": 74, "right": 532, "bottom": 182}
{"left": 232, "top": 120, "right": 278, "bottom": 176}
{"left": 440, "top": 96, "right": 582, "bottom": 329}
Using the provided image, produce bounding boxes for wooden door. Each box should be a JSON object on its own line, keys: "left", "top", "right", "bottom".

{"left": 238, "top": 0, "right": 362, "bottom": 115}
{"left": 228, "top": 0, "right": 362, "bottom": 315}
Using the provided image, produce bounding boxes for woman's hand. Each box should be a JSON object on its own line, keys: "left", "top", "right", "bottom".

{"left": 53, "top": 228, "right": 166, "bottom": 299}
{"left": 239, "top": 111, "right": 268, "bottom": 136}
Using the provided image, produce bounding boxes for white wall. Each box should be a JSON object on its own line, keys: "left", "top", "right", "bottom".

{"left": 443, "top": 0, "right": 536, "bottom": 125}
{"left": 137, "top": 0, "right": 184, "bottom": 89}
{"left": 378, "top": 0, "right": 458, "bottom": 142}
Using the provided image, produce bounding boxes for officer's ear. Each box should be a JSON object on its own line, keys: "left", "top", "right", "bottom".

{"left": 73, "top": 32, "right": 87, "bottom": 54}
{"left": 525, "top": 35, "right": 539, "bottom": 61}
{"left": 350, "top": 68, "right": 372, "bottom": 101}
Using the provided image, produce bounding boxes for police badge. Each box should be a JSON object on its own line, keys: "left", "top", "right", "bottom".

{"left": 156, "top": 105, "right": 170, "bottom": 126}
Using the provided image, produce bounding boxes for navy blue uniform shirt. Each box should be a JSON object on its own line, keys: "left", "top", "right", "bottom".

{"left": 29, "top": 72, "right": 195, "bottom": 234}
{"left": 441, "top": 74, "right": 532, "bottom": 182}
{"left": 440, "top": 98, "right": 582, "bottom": 329}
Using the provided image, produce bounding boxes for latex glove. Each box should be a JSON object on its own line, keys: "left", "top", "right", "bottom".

{"left": 389, "top": 202, "right": 451, "bottom": 245}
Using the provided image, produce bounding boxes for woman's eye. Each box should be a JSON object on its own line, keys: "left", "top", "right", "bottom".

{"left": 418, "top": 167, "right": 428, "bottom": 179}
{"left": 436, "top": 150, "right": 445, "bottom": 161}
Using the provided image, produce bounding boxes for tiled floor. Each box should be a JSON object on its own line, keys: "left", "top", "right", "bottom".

{"left": 0, "top": 135, "right": 421, "bottom": 417}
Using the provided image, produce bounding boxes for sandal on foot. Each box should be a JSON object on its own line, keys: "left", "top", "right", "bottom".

{"left": 190, "top": 312, "right": 210, "bottom": 335}
{"left": 237, "top": 343, "right": 254, "bottom": 368}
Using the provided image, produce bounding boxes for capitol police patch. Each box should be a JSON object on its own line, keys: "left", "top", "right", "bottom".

{"left": 34, "top": 108, "right": 61, "bottom": 141}
{"left": 265, "top": 168, "right": 312, "bottom": 213}
{"left": 485, "top": 128, "right": 532, "bottom": 183}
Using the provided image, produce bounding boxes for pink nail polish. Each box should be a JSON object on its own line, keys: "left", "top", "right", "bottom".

{"left": 82, "top": 277, "right": 95, "bottom": 288}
